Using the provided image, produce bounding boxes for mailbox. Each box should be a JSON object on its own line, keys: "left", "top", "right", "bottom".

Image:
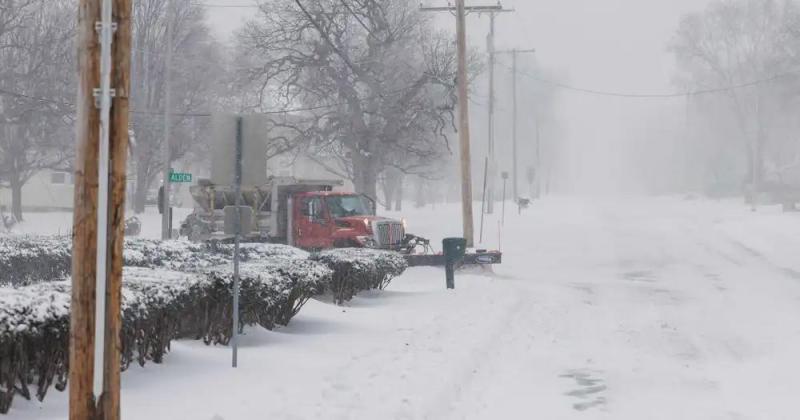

{"left": 442, "top": 237, "right": 467, "bottom": 289}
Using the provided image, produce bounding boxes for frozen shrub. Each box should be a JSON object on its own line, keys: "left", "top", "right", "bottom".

{"left": 0, "top": 259, "right": 332, "bottom": 413}
{"left": 121, "top": 268, "right": 202, "bottom": 367}
{"left": 0, "top": 236, "right": 313, "bottom": 286}
{"left": 182, "top": 259, "right": 331, "bottom": 344}
{"left": 0, "top": 237, "right": 412, "bottom": 413}
{"left": 0, "top": 236, "right": 72, "bottom": 286}
{"left": 0, "top": 281, "right": 70, "bottom": 413}
{"left": 310, "top": 249, "right": 408, "bottom": 304}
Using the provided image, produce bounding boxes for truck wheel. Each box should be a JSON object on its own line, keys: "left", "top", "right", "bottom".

{"left": 333, "top": 239, "right": 359, "bottom": 248}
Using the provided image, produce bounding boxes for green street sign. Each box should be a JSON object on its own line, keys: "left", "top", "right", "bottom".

{"left": 169, "top": 172, "right": 193, "bottom": 183}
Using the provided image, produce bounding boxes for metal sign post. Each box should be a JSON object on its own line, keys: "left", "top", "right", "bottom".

{"left": 232, "top": 116, "right": 243, "bottom": 368}
{"left": 501, "top": 171, "right": 508, "bottom": 226}
{"left": 479, "top": 157, "right": 489, "bottom": 243}
{"left": 161, "top": 0, "right": 173, "bottom": 240}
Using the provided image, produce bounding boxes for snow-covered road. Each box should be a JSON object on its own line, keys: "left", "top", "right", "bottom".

{"left": 8, "top": 197, "right": 800, "bottom": 419}
{"left": 444, "top": 198, "right": 800, "bottom": 420}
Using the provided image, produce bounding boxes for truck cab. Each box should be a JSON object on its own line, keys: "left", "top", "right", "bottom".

{"left": 291, "top": 192, "right": 406, "bottom": 251}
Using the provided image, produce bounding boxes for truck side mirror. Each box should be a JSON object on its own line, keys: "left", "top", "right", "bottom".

{"left": 360, "top": 194, "right": 377, "bottom": 215}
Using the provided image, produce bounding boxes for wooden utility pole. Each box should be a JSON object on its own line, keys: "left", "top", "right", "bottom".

{"left": 99, "top": 0, "right": 131, "bottom": 418}
{"left": 71, "top": 0, "right": 130, "bottom": 418}
{"left": 455, "top": 0, "right": 474, "bottom": 246}
{"left": 483, "top": 4, "right": 513, "bottom": 215}
{"left": 486, "top": 13, "right": 496, "bottom": 214}
{"left": 497, "top": 48, "right": 535, "bottom": 201}
{"left": 421, "top": 1, "right": 506, "bottom": 246}
{"left": 70, "top": 0, "right": 102, "bottom": 417}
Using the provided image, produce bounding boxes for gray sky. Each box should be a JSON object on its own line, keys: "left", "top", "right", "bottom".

{"left": 206, "top": 0, "right": 710, "bottom": 90}
{"left": 204, "top": 0, "right": 716, "bottom": 193}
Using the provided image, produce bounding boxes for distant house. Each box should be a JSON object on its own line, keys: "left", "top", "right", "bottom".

{"left": 267, "top": 152, "right": 355, "bottom": 192}
{"left": 0, "top": 169, "right": 75, "bottom": 211}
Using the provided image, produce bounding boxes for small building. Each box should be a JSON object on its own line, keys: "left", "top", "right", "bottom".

{"left": 0, "top": 169, "right": 75, "bottom": 211}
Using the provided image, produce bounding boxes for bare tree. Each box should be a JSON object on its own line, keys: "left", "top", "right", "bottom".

{"left": 237, "top": 0, "right": 473, "bottom": 200}
{"left": 671, "top": 0, "right": 800, "bottom": 193}
{"left": 129, "top": 0, "right": 226, "bottom": 212}
{"left": 0, "top": 0, "right": 75, "bottom": 220}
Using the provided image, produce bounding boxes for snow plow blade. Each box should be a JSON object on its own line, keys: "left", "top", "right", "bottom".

{"left": 404, "top": 251, "right": 503, "bottom": 267}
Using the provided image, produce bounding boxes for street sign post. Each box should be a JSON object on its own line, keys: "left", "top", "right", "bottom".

{"left": 169, "top": 172, "right": 192, "bottom": 183}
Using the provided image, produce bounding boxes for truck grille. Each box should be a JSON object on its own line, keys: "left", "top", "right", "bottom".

{"left": 373, "top": 221, "right": 404, "bottom": 248}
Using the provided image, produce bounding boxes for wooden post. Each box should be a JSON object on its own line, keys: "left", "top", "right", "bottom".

{"left": 495, "top": 48, "right": 534, "bottom": 202}
{"left": 71, "top": 0, "right": 129, "bottom": 418}
{"left": 486, "top": 12, "right": 495, "bottom": 215}
{"left": 455, "top": 0, "right": 475, "bottom": 247}
{"left": 70, "top": 0, "right": 102, "bottom": 418}
{"left": 420, "top": 1, "right": 504, "bottom": 247}
{"left": 97, "top": 0, "right": 131, "bottom": 418}
{"left": 511, "top": 51, "right": 517, "bottom": 201}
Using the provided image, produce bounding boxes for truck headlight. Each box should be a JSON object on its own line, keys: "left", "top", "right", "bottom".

{"left": 355, "top": 235, "right": 377, "bottom": 248}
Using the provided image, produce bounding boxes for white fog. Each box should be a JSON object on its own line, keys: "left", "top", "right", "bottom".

{"left": 2, "top": 0, "right": 800, "bottom": 419}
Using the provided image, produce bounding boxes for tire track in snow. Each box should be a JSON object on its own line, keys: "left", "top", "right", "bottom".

{"left": 687, "top": 220, "right": 800, "bottom": 282}
{"left": 418, "top": 285, "right": 535, "bottom": 420}
{"left": 307, "top": 275, "right": 534, "bottom": 420}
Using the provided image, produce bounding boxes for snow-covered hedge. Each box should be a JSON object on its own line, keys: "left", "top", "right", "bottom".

{"left": 0, "top": 237, "right": 409, "bottom": 413}
{"left": 0, "top": 236, "right": 72, "bottom": 286}
{"left": 0, "top": 281, "right": 70, "bottom": 413}
{"left": 123, "top": 239, "right": 310, "bottom": 272}
{"left": 0, "top": 260, "right": 332, "bottom": 414}
{"left": 310, "top": 249, "right": 408, "bottom": 304}
{"left": 121, "top": 268, "right": 201, "bottom": 368}
{"left": 0, "top": 236, "right": 311, "bottom": 286}
{"left": 181, "top": 259, "right": 331, "bottom": 345}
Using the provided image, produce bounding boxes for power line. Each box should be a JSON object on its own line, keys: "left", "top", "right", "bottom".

{"left": 0, "top": 87, "right": 73, "bottom": 107}
{"left": 0, "top": 85, "right": 421, "bottom": 118}
{"left": 189, "top": 2, "right": 260, "bottom": 8}
{"left": 496, "top": 61, "right": 800, "bottom": 99}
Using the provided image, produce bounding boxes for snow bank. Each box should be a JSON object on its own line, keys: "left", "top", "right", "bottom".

{"left": 311, "top": 248, "right": 408, "bottom": 304}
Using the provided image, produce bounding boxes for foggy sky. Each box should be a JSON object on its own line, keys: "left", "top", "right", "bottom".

{"left": 205, "top": 0, "right": 717, "bottom": 194}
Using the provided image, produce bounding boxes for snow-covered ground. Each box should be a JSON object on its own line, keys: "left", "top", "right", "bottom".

{"left": 8, "top": 206, "right": 193, "bottom": 239}
{"left": 6, "top": 197, "right": 800, "bottom": 419}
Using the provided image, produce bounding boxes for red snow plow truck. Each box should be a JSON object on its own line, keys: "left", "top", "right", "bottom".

{"left": 179, "top": 177, "right": 501, "bottom": 267}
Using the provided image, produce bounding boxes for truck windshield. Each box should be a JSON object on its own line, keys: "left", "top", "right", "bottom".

{"left": 326, "top": 195, "right": 372, "bottom": 218}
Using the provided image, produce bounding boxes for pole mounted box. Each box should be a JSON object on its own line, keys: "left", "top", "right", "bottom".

{"left": 224, "top": 205, "right": 253, "bottom": 236}
{"left": 211, "top": 114, "right": 269, "bottom": 187}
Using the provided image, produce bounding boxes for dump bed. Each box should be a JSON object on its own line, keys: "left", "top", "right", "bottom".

{"left": 184, "top": 177, "right": 343, "bottom": 242}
